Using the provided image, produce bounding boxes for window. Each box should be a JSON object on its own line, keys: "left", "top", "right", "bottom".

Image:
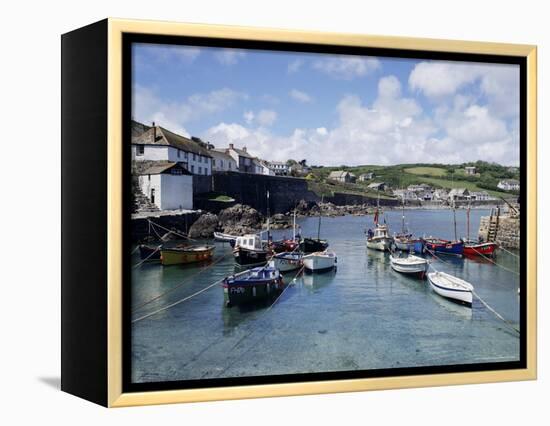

{"left": 192, "top": 153, "right": 196, "bottom": 161}
{"left": 191, "top": 165, "right": 194, "bottom": 173}
{"left": 198, "top": 166, "right": 202, "bottom": 174}
{"left": 204, "top": 168, "right": 207, "bottom": 175}
{"left": 212, "top": 159, "right": 216, "bottom": 166}
{"left": 177, "top": 149, "right": 181, "bottom": 158}
{"left": 184, "top": 151, "right": 188, "bottom": 159}
{"left": 220, "top": 160, "right": 223, "bottom": 168}
{"left": 136, "top": 145, "right": 144, "bottom": 156}
{"left": 171, "top": 168, "right": 182, "bottom": 175}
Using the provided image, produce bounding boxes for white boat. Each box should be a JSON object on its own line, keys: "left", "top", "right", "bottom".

{"left": 390, "top": 254, "right": 429, "bottom": 277}
{"left": 367, "top": 224, "right": 393, "bottom": 251}
{"left": 302, "top": 250, "right": 336, "bottom": 272}
{"left": 268, "top": 252, "right": 303, "bottom": 272}
{"left": 427, "top": 271, "right": 474, "bottom": 307}
{"left": 214, "top": 231, "right": 238, "bottom": 243}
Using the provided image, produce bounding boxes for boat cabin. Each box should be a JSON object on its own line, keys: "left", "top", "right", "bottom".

{"left": 235, "top": 234, "right": 263, "bottom": 251}
{"left": 373, "top": 224, "right": 390, "bottom": 238}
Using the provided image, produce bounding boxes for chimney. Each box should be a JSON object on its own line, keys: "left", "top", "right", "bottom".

{"left": 229, "top": 143, "right": 234, "bottom": 149}
{"left": 152, "top": 122, "right": 156, "bottom": 141}
{"left": 243, "top": 146, "right": 247, "bottom": 152}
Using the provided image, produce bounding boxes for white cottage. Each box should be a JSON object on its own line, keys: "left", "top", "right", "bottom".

{"left": 132, "top": 124, "right": 212, "bottom": 176}
{"left": 137, "top": 161, "right": 193, "bottom": 211}
{"left": 209, "top": 149, "right": 238, "bottom": 172}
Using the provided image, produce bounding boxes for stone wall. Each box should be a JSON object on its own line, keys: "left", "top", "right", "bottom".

{"left": 478, "top": 215, "right": 520, "bottom": 249}
{"left": 192, "top": 175, "right": 213, "bottom": 195}
{"left": 131, "top": 211, "right": 202, "bottom": 243}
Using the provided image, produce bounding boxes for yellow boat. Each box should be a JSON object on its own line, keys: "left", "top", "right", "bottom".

{"left": 160, "top": 244, "right": 215, "bottom": 266}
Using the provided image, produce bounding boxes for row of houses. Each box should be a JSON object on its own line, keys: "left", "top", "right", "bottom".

{"left": 327, "top": 170, "right": 374, "bottom": 183}
{"left": 131, "top": 120, "right": 300, "bottom": 211}
{"left": 394, "top": 186, "right": 492, "bottom": 202}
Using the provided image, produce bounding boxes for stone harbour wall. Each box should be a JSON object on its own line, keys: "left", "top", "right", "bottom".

{"left": 478, "top": 215, "right": 520, "bottom": 249}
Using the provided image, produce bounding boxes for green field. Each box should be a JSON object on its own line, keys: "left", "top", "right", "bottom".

{"left": 404, "top": 166, "right": 448, "bottom": 177}
{"left": 413, "top": 176, "right": 507, "bottom": 198}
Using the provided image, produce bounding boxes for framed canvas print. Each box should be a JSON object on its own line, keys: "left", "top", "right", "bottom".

{"left": 61, "top": 18, "right": 537, "bottom": 407}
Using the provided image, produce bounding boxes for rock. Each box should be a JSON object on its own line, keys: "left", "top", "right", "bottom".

{"left": 188, "top": 212, "right": 219, "bottom": 238}
{"left": 218, "top": 204, "right": 264, "bottom": 235}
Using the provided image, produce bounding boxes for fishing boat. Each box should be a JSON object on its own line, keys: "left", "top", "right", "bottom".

{"left": 299, "top": 237, "right": 329, "bottom": 253}
{"left": 366, "top": 193, "right": 393, "bottom": 251}
{"left": 427, "top": 271, "right": 474, "bottom": 307}
{"left": 160, "top": 244, "right": 215, "bottom": 266}
{"left": 233, "top": 234, "right": 270, "bottom": 266}
{"left": 423, "top": 237, "right": 464, "bottom": 257}
{"left": 268, "top": 251, "right": 303, "bottom": 272}
{"left": 213, "top": 231, "right": 238, "bottom": 244}
{"left": 389, "top": 254, "right": 429, "bottom": 277}
{"left": 270, "top": 238, "right": 300, "bottom": 253}
{"left": 303, "top": 250, "right": 337, "bottom": 273}
{"left": 138, "top": 243, "right": 162, "bottom": 261}
{"left": 462, "top": 202, "right": 498, "bottom": 257}
{"left": 222, "top": 266, "right": 285, "bottom": 307}
{"left": 463, "top": 240, "right": 498, "bottom": 256}
{"left": 392, "top": 196, "right": 420, "bottom": 252}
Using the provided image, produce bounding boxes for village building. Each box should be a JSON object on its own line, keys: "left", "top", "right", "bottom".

{"left": 420, "top": 190, "right": 433, "bottom": 201}
{"left": 407, "top": 183, "right": 432, "bottom": 192}
{"left": 367, "top": 182, "right": 387, "bottom": 191}
{"left": 328, "top": 170, "right": 356, "bottom": 183}
{"left": 358, "top": 172, "right": 374, "bottom": 182}
{"left": 497, "top": 179, "right": 520, "bottom": 191}
{"left": 393, "top": 189, "right": 417, "bottom": 200}
{"left": 448, "top": 188, "right": 470, "bottom": 201}
{"left": 132, "top": 124, "right": 212, "bottom": 176}
{"left": 464, "top": 166, "right": 477, "bottom": 175}
{"left": 216, "top": 143, "right": 255, "bottom": 173}
{"left": 470, "top": 191, "right": 491, "bottom": 201}
{"left": 209, "top": 149, "right": 238, "bottom": 172}
{"left": 136, "top": 161, "right": 193, "bottom": 211}
{"left": 132, "top": 119, "right": 151, "bottom": 137}
{"left": 289, "top": 163, "right": 311, "bottom": 176}
{"left": 265, "top": 161, "right": 289, "bottom": 176}
{"left": 254, "top": 159, "right": 275, "bottom": 176}
{"left": 433, "top": 189, "right": 449, "bottom": 201}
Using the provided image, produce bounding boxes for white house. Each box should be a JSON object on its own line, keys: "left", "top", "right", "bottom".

{"left": 358, "top": 172, "right": 374, "bottom": 182}
{"left": 209, "top": 149, "right": 238, "bottom": 172}
{"left": 393, "top": 189, "right": 418, "bottom": 201}
{"left": 464, "top": 166, "right": 477, "bottom": 175}
{"left": 132, "top": 124, "right": 212, "bottom": 176}
{"left": 328, "top": 170, "right": 356, "bottom": 183}
{"left": 266, "top": 161, "right": 289, "bottom": 176}
{"left": 470, "top": 191, "right": 491, "bottom": 201}
{"left": 367, "top": 182, "right": 387, "bottom": 191}
{"left": 497, "top": 179, "right": 520, "bottom": 191}
{"left": 254, "top": 159, "right": 275, "bottom": 175}
{"left": 407, "top": 183, "right": 432, "bottom": 192}
{"left": 137, "top": 161, "right": 193, "bottom": 210}
{"left": 433, "top": 189, "right": 449, "bottom": 201}
{"left": 448, "top": 188, "right": 470, "bottom": 201}
{"left": 220, "top": 143, "right": 256, "bottom": 173}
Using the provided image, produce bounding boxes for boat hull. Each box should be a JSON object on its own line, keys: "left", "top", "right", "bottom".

{"left": 390, "top": 255, "right": 429, "bottom": 277}
{"left": 427, "top": 272, "right": 473, "bottom": 307}
{"left": 464, "top": 242, "right": 498, "bottom": 257}
{"left": 268, "top": 253, "right": 303, "bottom": 272}
{"left": 233, "top": 247, "right": 269, "bottom": 266}
{"left": 424, "top": 239, "right": 464, "bottom": 257}
{"left": 367, "top": 237, "right": 393, "bottom": 251}
{"left": 160, "top": 246, "right": 214, "bottom": 265}
{"left": 223, "top": 268, "right": 284, "bottom": 306}
{"left": 303, "top": 252, "right": 336, "bottom": 272}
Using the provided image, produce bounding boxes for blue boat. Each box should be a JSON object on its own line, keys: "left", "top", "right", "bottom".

{"left": 222, "top": 266, "right": 285, "bottom": 307}
{"left": 423, "top": 238, "right": 464, "bottom": 257}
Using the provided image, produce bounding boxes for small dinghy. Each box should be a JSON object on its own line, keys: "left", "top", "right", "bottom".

{"left": 222, "top": 266, "right": 284, "bottom": 307}
{"left": 138, "top": 244, "right": 162, "bottom": 261}
{"left": 214, "top": 231, "right": 238, "bottom": 244}
{"left": 160, "top": 244, "right": 215, "bottom": 266}
{"left": 268, "top": 251, "right": 303, "bottom": 272}
{"left": 427, "top": 271, "right": 474, "bottom": 307}
{"left": 302, "top": 250, "right": 336, "bottom": 273}
{"left": 390, "top": 254, "right": 429, "bottom": 277}
{"left": 463, "top": 240, "right": 498, "bottom": 257}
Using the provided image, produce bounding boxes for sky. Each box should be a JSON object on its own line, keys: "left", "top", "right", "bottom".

{"left": 132, "top": 43, "right": 520, "bottom": 167}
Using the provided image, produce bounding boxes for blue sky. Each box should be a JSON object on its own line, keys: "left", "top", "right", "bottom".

{"left": 132, "top": 43, "right": 520, "bottom": 166}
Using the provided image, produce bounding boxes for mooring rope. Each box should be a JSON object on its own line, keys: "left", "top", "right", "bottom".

{"left": 467, "top": 246, "right": 520, "bottom": 276}
{"left": 424, "top": 248, "right": 520, "bottom": 335}
{"left": 497, "top": 245, "right": 520, "bottom": 259}
{"left": 132, "top": 245, "right": 161, "bottom": 269}
{"left": 148, "top": 219, "right": 198, "bottom": 242}
{"left": 131, "top": 251, "right": 232, "bottom": 314}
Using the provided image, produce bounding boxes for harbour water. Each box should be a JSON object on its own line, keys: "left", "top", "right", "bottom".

{"left": 131, "top": 209, "right": 520, "bottom": 383}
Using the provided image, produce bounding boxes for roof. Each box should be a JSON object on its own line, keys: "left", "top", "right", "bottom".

{"left": 449, "top": 188, "right": 469, "bottom": 195}
{"left": 132, "top": 126, "right": 212, "bottom": 157}
{"left": 131, "top": 120, "right": 151, "bottom": 137}
{"left": 229, "top": 146, "right": 254, "bottom": 159}
{"left": 134, "top": 161, "right": 191, "bottom": 176}
{"left": 368, "top": 182, "right": 385, "bottom": 188}
{"left": 209, "top": 149, "right": 236, "bottom": 163}
{"left": 328, "top": 170, "right": 353, "bottom": 178}
{"left": 499, "top": 179, "right": 520, "bottom": 185}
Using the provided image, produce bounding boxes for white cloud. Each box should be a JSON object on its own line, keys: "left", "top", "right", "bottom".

{"left": 133, "top": 85, "right": 246, "bottom": 135}
{"left": 242, "top": 109, "right": 277, "bottom": 127}
{"left": 289, "top": 89, "right": 313, "bottom": 103}
{"left": 214, "top": 49, "right": 246, "bottom": 65}
{"left": 135, "top": 44, "right": 201, "bottom": 65}
{"left": 287, "top": 59, "right": 304, "bottom": 73}
{"left": 312, "top": 56, "right": 380, "bottom": 79}
{"left": 201, "top": 72, "right": 518, "bottom": 166}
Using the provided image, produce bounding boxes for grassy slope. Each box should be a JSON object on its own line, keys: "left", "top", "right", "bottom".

{"left": 404, "top": 166, "right": 447, "bottom": 176}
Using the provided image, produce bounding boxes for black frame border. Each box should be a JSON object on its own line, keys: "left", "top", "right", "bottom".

{"left": 122, "top": 33, "right": 527, "bottom": 394}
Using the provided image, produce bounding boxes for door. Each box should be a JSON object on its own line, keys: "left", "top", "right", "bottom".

{"left": 150, "top": 188, "right": 155, "bottom": 204}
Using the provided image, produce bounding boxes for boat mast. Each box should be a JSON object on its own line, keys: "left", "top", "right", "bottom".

{"left": 452, "top": 199, "right": 458, "bottom": 241}
{"left": 401, "top": 194, "right": 405, "bottom": 234}
{"left": 266, "top": 190, "right": 271, "bottom": 241}
{"left": 317, "top": 195, "right": 323, "bottom": 240}
{"left": 467, "top": 199, "right": 471, "bottom": 241}
{"left": 293, "top": 208, "right": 296, "bottom": 240}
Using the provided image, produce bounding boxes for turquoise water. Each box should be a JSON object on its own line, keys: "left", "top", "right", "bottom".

{"left": 131, "top": 209, "right": 520, "bottom": 383}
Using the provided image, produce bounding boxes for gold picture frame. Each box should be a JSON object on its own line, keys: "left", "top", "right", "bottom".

{"left": 61, "top": 18, "right": 537, "bottom": 407}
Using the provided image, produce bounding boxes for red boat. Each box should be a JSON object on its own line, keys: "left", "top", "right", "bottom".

{"left": 463, "top": 241, "right": 498, "bottom": 257}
